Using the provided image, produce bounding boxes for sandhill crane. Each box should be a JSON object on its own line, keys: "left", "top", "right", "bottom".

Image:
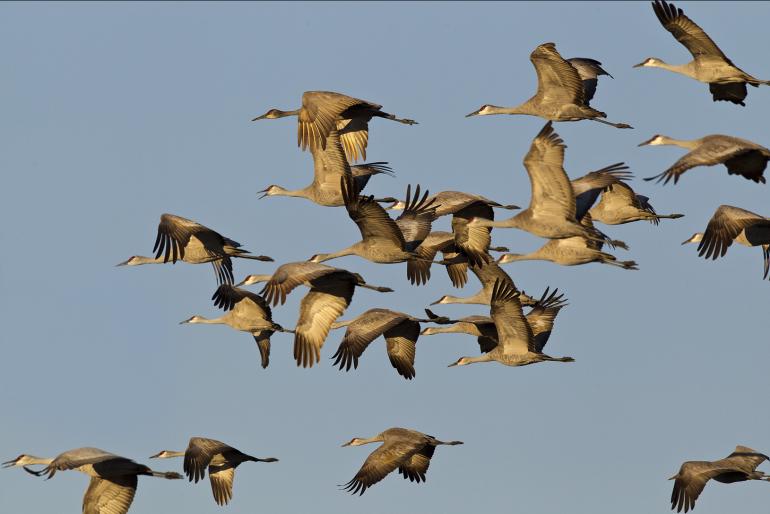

{"left": 466, "top": 43, "right": 632, "bottom": 129}
{"left": 257, "top": 129, "right": 396, "bottom": 206}
{"left": 468, "top": 122, "right": 621, "bottom": 248}
{"left": 180, "top": 284, "right": 288, "bottom": 369}
{"left": 117, "top": 213, "right": 273, "bottom": 285}
{"left": 570, "top": 162, "right": 633, "bottom": 227}
{"left": 682, "top": 205, "right": 770, "bottom": 279}
{"left": 423, "top": 288, "right": 567, "bottom": 354}
{"left": 329, "top": 308, "right": 452, "bottom": 380}
{"left": 640, "top": 134, "right": 770, "bottom": 185}
{"left": 589, "top": 181, "right": 684, "bottom": 225}
{"left": 669, "top": 445, "right": 770, "bottom": 513}
{"left": 237, "top": 261, "right": 392, "bottom": 368}
{"left": 150, "top": 437, "right": 278, "bottom": 506}
{"left": 389, "top": 191, "right": 519, "bottom": 267}
{"left": 429, "top": 259, "right": 536, "bottom": 306}
{"left": 252, "top": 90, "right": 416, "bottom": 161}
{"left": 498, "top": 213, "right": 639, "bottom": 270}
{"left": 340, "top": 427, "right": 462, "bottom": 495}
{"left": 635, "top": 0, "right": 770, "bottom": 106}
{"left": 308, "top": 177, "right": 437, "bottom": 267}
{"left": 448, "top": 280, "right": 574, "bottom": 367}
{"left": 568, "top": 57, "right": 613, "bottom": 106}
{"left": 3, "top": 448, "right": 181, "bottom": 514}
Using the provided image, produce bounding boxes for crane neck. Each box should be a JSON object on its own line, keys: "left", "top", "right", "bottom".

{"left": 463, "top": 353, "right": 495, "bottom": 364}
{"left": 422, "top": 323, "right": 475, "bottom": 336}
{"left": 654, "top": 136, "right": 700, "bottom": 150}
{"left": 268, "top": 185, "right": 314, "bottom": 199}
{"left": 646, "top": 60, "right": 696, "bottom": 78}
{"left": 19, "top": 456, "right": 54, "bottom": 466}
{"left": 158, "top": 451, "right": 186, "bottom": 459}
{"left": 481, "top": 103, "right": 535, "bottom": 116}
{"left": 310, "top": 246, "right": 356, "bottom": 263}
{"left": 129, "top": 255, "right": 166, "bottom": 265}
{"left": 185, "top": 315, "right": 225, "bottom": 325}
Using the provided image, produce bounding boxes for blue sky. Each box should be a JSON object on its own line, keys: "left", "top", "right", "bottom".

{"left": 1, "top": 2, "right": 769, "bottom": 513}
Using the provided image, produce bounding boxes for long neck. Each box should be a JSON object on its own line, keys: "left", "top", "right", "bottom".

{"left": 313, "top": 246, "right": 357, "bottom": 263}
{"left": 330, "top": 319, "right": 353, "bottom": 330}
{"left": 241, "top": 274, "right": 272, "bottom": 286}
{"left": 23, "top": 456, "right": 54, "bottom": 466}
{"left": 271, "top": 185, "right": 314, "bottom": 199}
{"left": 648, "top": 60, "right": 695, "bottom": 78}
{"left": 656, "top": 135, "right": 700, "bottom": 150}
{"left": 424, "top": 323, "right": 477, "bottom": 336}
{"left": 463, "top": 353, "right": 495, "bottom": 365}
{"left": 131, "top": 255, "right": 165, "bottom": 265}
{"left": 479, "top": 215, "right": 523, "bottom": 229}
{"left": 189, "top": 316, "right": 225, "bottom": 325}
{"left": 356, "top": 435, "right": 386, "bottom": 446}
{"left": 160, "top": 451, "right": 186, "bottom": 459}
{"left": 440, "top": 292, "right": 484, "bottom": 305}
{"left": 500, "top": 251, "right": 540, "bottom": 263}
{"left": 274, "top": 108, "right": 301, "bottom": 118}
{"left": 484, "top": 103, "right": 535, "bottom": 116}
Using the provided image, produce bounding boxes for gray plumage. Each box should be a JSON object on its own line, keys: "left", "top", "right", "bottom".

{"left": 252, "top": 90, "right": 416, "bottom": 162}
{"left": 640, "top": 134, "right": 770, "bottom": 185}
{"left": 448, "top": 280, "right": 574, "bottom": 367}
{"left": 309, "top": 176, "right": 437, "bottom": 267}
{"left": 238, "top": 261, "right": 393, "bottom": 368}
{"left": 180, "top": 284, "right": 286, "bottom": 369}
{"left": 469, "top": 122, "right": 620, "bottom": 248}
{"left": 341, "top": 427, "right": 462, "bottom": 495}
{"left": 330, "top": 308, "right": 452, "bottom": 379}
{"left": 257, "top": 129, "right": 395, "bottom": 206}
{"left": 497, "top": 213, "right": 638, "bottom": 270}
{"left": 635, "top": 0, "right": 770, "bottom": 106}
{"left": 4, "top": 448, "right": 181, "bottom": 514}
{"left": 466, "top": 43, "right": 632, "bottom": 129}
{"left": 589, "top": 181, "right": 684, "bottom": 225}
{"left": 567, "top": 57, "right": 613, "bottom": 106}
{"left": 429, "top": 258, "right": 536, "bottom": 306}
{"left": 150, "top": 437, "right": 278, "bottom": 506}
{"left": 117, "top": 213, "right": 273, "bottom": 285}
{"left": 669, "top": 445, "right": 770, "bottom": 512}
{"left": 682, "top": 205, "right": 770, "bottom": 280}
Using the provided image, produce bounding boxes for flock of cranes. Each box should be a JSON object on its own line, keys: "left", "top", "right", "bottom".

{"left": 6, "top": 1, "right": 770, "bottom": 513}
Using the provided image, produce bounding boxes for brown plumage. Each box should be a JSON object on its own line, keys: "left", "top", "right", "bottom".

{"left": 252, "top": 91, "right": 416, "bottom": 161}
{"left": 669, "top": 445, "right": 769, "bottom": 512}
{"left": 150, "top": 437, "right": 278, "bottom": 506}
{"left": 341, "top": 427, "right": 462, "bottom": 495}
{"left": 117, "top": 213, "right": 273, "bottom": 285}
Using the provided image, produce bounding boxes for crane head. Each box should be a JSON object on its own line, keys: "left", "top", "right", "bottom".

{"left": 341, "top": 438, "right": 367, "bottom": 447}
{"left": 465, "top": 104, "right": 495, "bottom": 117}
{"left": 116, "top": 256, "right": 139, "bottom": 266}
{"left": 633, "top": 57, "right": 664, "bottom": 68}
{"left": 252, "top": 108, "right": 292, "bottom": 121}
{"left": 148, "top": 451, "right": 175, "bottom": 459}
{"left": 448, "top": 357, "right": 472, "bottom": 367}
{"left": 637, "top": 134, "right": 665, "bottom": 147}
{"left": 2, "top": 455, "right": 42, "bottom": 468}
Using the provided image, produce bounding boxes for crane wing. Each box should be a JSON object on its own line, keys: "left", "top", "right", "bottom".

{"left": 398, "top": 445, "right": 436, "bottom": 483}
{"left": 652, "top": 0, "right": 731, "bottom": 62}
{"left": 530, "top": 43, "right": 585, "bottom": 106}
{"left": 298, "top": 91, "right": 377, "bottom": 152}
{"left": 293, "top": 274, "right": 355, "bottom": 368}
{"left": 341, "top": 175, "right": 406, "bottom": 249}
{"left": 337, "top": 117, "right": 370, "bottom": 162}
{"left": 384, "top": 320, "right": 420, "bottom": 380}
{"left": 395, "top": 184, "right": 438, "bottom": 252}
{"left": 259, "top": 262, "right": 337, "bottom": 306}
{"left": 208, "top": 465, "right": 236, "bottom": 506}
{"left": 331, "top": 309, "right": 406, "bottom": 372}
{"left": 342, "top": 439, "right": 425, "bottom": 495}
{"left": 523, "top": 122, "right": 577, "bottom": 220}
{"left": 697, "top": 205, "right": 769, "bottom": 259}
{"left": 82, "top": 475, "right": 137, "bottom": 514}
{"left": 490, "top": 280, "right": 534, "bottom": 354}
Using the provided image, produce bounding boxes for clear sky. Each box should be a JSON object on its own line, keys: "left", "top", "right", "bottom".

{"left": 1, "top": 2, "right": 769, "bottom": 513}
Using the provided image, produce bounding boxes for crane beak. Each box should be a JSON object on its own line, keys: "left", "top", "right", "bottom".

{"left": 115, "top": 259, "right": 130, "bottom": 267}
{"left": 465, "top": 108, "right": 482, "bottom": 118}
{"left": 632, "top": 61, "right": 646, "bottom": 68}
{"left": 2, "top": 459, "right": 17, "bottom": 468}
{"left": 340, "top": 442, "right": 352, "bottom": 447}
{"left": 251, "top": 113, "right": 269, "bottom": 121}
{"left": 637, "top": 136, "right": 656, "bottom": 147}
{"left": 447, "top": 362, "right": 458, "bottom": 367}
{"left": 148, "top": 452, "right": 163, "bottom": 459}
{"left": 257, "top": 188, "right": 269, "bottom": 199}
{"left": 179, "top": 317, "right": 194, "bottom": 324}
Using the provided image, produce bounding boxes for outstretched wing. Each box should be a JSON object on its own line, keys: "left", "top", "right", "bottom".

{"left": 342, "top": 439, "right": 424, "bottom": 495}
{"left": 530, "top": 43, "right": 585, "bottom": 106}
{"left": 490, "top": 280, "right": 535, "bottom": 354}
{"left": 523, "top": 122, "right": 577, "bottom": 220}
{"left": 82, "top": 475, "right": 137, "bottom": 514}
{"left": 697, "top": 205, "right": 769, "bottom": 260}
{"left": 331, "top": 309, "right": 406, "bottom": 372}
{"left": 395, "top": 184, "right": 437, "bottom": 252}
{"left": 259, "top": 262, "right": 337, "bottom": 306}
{"left": 298, "top": 91, "right": 377, "bottom": 152}
{"left": 398, "top": 445, "right": 436, "bottom": 483}
{"left": 341, "top": 175, "right": 405, "bottom": 249}
{"left": 652, "top": 0, "right": 731, "bottom": 62}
